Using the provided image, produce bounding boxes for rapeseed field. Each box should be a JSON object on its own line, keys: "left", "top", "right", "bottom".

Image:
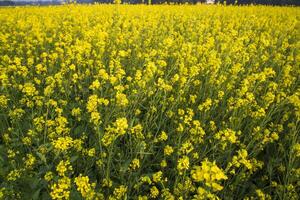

{"left": 0, "top": 4, "right": 299, "bottom": 200}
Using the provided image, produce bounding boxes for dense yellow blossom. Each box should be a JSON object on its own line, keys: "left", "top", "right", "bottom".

{"left": 56, "top": 160, "right": 73, "bottom": 177}
{"left": 0, "top": 4, "right": 299, "bottom": 200}
{"left": 112, "top": 185, "right": 128, "bottom": 199}
{"left": 164, "top": 145, "right": 174, "bottom": 156}
{"left": 116, "top": 92, "right": 129, "bottom": 107}
{"left": 24, "top": 153, "right": 36, "bottom": 169}
{"left": 130, "top": 158, "right": 140, "bottom": 170}
{"left": 74, "top": 175, "right": 96, "bottom": 199}
{"left": 177, "top": 156, "right": 190, "bottom": 172}
{"left": 0, "top": 95, "right": 8, "bottom": 108}
{"left": 292, "top": 143, "right": 300, "bottom": 157}
{"left": 150, "top": 186, "right": 159, "bottom": 198}
{"left": 22, "top": 83, "right": 38, "bottom": 96}
{"left": 52, "top": 136, "right": 73, "bottom": 152}
{"left": 7, "top": 169, "right": 23, "bottom": 181}
{"left": 50, "top": 177, "right": 71, "bottom": 200}
{"left": 152, "top": 171, "right": 163, "bottom": 183}
{"left": 192, "top": 159, "right": 227, "bottom": 191}
{"left": 44, "top": 172, "right": 54, "bottom": 182}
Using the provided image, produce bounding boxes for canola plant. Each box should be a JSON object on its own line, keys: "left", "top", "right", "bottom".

{"left": 0, "top": 4, "right": 299, "bottom": 200}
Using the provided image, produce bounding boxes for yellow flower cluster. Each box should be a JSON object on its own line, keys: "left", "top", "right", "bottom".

{"left": 56, "top": 160, "right": 73, "bottom": 177}
{"left": 214, "top": 128, "right": 239, "bottom": 149}
{"left": 227, "top": 149, "right": 264, "bottom": 176}
{"left": 191, "top": 159, "right": 228, "bottom": 191}
{"left": 50, "top": 177, "right": 71, "bottom": 200}
{"left": 74, "top": 175, "right": 96, "bottom": 199}
{"left": 130, "top": 158, "right": 140, "bottom": 170}
{"left": 177, "top": 156, "right": 190, "bottom": 173}
{"left": 52, "top": 136, "right": 74, "bottom": 152}
{"left": 102, "top": 117, "right": 128, "bottom": 146}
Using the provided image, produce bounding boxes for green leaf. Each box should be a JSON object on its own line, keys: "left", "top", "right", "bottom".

{"left": 36, "top": 152, "right": 47, "bottom": 164}
{"left": 31, "top": 188, "right": 41, "bottom": 200}
{"left": 70, "top": 155, "right": 79, "bottom": 162}
{"left": 30, "top": 178, "right": 40, "bottom": 189}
